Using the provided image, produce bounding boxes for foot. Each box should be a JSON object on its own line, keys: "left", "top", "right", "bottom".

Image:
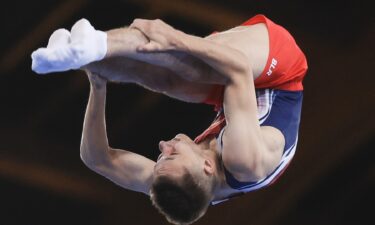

{"left": 31, "top": 18, "right": 107, "bottom": 74}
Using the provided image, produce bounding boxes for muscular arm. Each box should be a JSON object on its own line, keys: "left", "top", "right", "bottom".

{"left": 186, "top": 38, "right": 283, "bottom": 181}
{"left": 80, "top": 71, "right": 155, "bottom": 194}
{"left": 183, "top": 35, "right": 283, "bottom": 180}
{"left": 132, "top": 19, "right": 284, "bottom": 181}
{"left": 176, "top": 31, "right": 278, "bottom": 180}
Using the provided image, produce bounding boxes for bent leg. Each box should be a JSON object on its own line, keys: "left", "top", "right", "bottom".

{"left": 84, "top": 27, "right": 225, "bottom": 103}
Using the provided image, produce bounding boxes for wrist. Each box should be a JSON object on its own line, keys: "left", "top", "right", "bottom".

{"left": 89, "top": 77, "right": 107, "bottom": 91}
{"left": 174, "top": 30, "right": 190, "bottom": 51}
{"left": 90, "top": 83, "right": 107, "bottom": 93}
{"left": 106, "top": 27, "right": 151, "bottom": 58}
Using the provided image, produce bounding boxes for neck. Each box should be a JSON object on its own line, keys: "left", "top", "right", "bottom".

{"left": 197, "top": 135, "right": 227, "bottom": 198}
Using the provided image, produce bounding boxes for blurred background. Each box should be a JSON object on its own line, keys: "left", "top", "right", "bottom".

{"left": 0, "top": 0, "right": 374, "bottom": 225}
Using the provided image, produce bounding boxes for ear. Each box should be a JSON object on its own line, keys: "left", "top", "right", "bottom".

{"left": 203, "top": 159, "right": 215, "bottom": 175}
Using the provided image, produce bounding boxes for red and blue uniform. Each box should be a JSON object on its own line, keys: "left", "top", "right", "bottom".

{"left": 194, "top": 14, "right": 308, "bottom": 204}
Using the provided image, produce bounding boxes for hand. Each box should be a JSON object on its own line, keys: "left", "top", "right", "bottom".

{"left": 130, "top": 19, "right": 184, "bottom": 52}
{"left": 31, "top": 19, "right": 107, "bottom": 74}
{"left": 86, "top": 70, "right": 107, "bottom": 90}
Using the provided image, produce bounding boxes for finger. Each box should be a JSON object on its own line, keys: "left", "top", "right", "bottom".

{"left": 130, "top": 18, "right": 150, "bottom": 33}
{"left": 47, "top": 28, "right": 71, "bottom": 48}
{"left": 130, "top": 18, "right": 148, "bottom": 28}
{"left": 136, "top": 41, "right": 161, "bottom": 52}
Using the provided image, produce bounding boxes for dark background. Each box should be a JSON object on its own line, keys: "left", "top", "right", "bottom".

{"left": 0, "top": 0, "right": 374, "bottom": 225}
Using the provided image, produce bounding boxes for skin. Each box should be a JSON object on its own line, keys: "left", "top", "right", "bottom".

{"left": 86, "top": 22, "right": 269, "bottom": 102}
{"left": 155, "top": 134, "right": 210, "bottom": 179}
{"left": 80, "top": 19, "right": 285, "bottom": 202}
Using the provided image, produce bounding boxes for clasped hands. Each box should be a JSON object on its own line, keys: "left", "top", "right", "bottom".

{"left": 130, "top": 19, "right": 185, "bottom": 52}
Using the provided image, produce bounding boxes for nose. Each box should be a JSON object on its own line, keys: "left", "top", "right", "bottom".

{"left": 159, "top": 140, "right": 174, "bottom": 155}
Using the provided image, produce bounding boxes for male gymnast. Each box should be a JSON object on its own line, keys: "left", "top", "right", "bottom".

{"left": 31, "top": 14, "right": 307, "bottom": 225}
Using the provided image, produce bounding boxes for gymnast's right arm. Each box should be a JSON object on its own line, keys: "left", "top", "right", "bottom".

{"left": 80, "top": 70, "right": 155, "bottom": 195}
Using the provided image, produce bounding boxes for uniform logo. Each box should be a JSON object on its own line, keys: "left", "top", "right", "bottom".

{"left": 266, "top": 58, "right": 278, "bottom": 76}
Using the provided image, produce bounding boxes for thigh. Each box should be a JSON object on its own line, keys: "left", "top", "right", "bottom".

{"left": 87, "top": 57, "right": 215, "bottom": 103}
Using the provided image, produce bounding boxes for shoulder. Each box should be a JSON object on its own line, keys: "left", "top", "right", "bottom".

{"left": 222, "top": 126, "right": 285, "bottom": 182}
{"left": 219, "top": 125, "right": 284, "bottom": 183}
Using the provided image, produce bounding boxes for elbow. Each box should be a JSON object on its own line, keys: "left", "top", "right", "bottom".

{"left": 80, "top": 147, "right": 96, "bottom": 169}
{"left": 237, "top": 58, "right": 252, "bottom": 79}
{"left": 227, "top": 58, "right": 253, "bottom": 85}
{"left": 79, "top": 145, "right": 111, "bottom": 170}
{"left": 225, "top": 66, "right": 252, "bottom": 87}
{"left": 232, "top": 49, "right": 252, "bottom": 74}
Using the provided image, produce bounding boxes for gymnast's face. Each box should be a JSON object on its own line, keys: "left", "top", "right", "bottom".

{"left": 154, "top": 134, "right": 203, "bottom": 178}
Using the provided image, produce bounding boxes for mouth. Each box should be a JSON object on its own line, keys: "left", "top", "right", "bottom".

{"left": 156, "top": 153, "right": 165, "bottom": 162}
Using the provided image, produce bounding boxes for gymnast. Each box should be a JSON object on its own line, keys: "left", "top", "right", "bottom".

{"left": 31, "top": 14, "right": 307, "bottom": 224}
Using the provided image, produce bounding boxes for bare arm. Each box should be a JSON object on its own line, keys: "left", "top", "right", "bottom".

{"left": 182, "top": 33, "right": 284, "bottom": 181}
{"left": 182, "top": 30, "right": 284, "bottom": 181}
{"left": 181, "top": 31, "right": 284, "bottom": 181}
{"left": 80, "top": 71, "right": 155, "bottom": 194}
{"left": 132, "top": 19, "right": 284, "bottom": 181}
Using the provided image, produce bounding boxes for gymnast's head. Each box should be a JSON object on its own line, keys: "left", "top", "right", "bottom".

{"left": 150, "top": 134, "right": 220, "bottom": 224}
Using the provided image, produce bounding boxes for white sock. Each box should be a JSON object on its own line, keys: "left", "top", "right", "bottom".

{"left": 31, "top": 29, "right": 71, "bottom": 74}
{"left": 31, "top": 18, "right": 107, "bottom": 74}
{"left": 47, "top": 28, "right": 71, "bottom": 48}
{"left": 69, "top": 18, "right": 107, "bottom": 68}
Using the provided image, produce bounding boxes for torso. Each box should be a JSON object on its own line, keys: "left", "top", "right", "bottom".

{"left": 196, "top": 89, "right": 304, "bottom": 204}
{"left": 196, "top": 14, "right": 307, "bottom": 204}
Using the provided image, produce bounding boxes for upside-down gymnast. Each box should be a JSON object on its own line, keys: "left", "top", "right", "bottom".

{"left": 31, "top": 14, "right": 307, "bottom": 225}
